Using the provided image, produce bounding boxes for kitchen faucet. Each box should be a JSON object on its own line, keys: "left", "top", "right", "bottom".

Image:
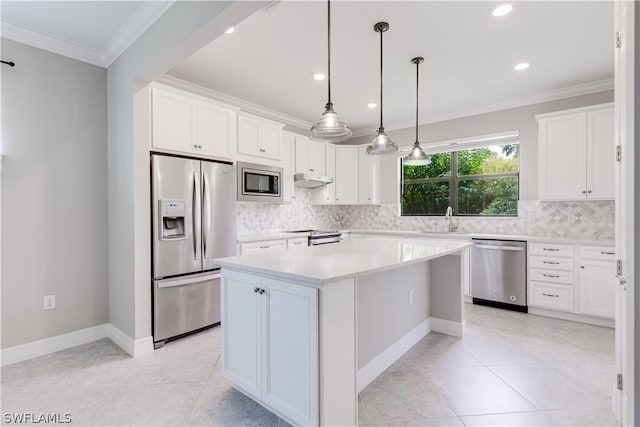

{"left": 445, "top": 206, "right": 459, "bottom": 233}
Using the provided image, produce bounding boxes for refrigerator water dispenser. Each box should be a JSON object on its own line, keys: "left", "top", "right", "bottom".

{"left": 159, "top": 200, "right": 185, "bottom": 240}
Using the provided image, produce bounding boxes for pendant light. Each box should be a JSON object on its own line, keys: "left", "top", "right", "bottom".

{"left": 310, "top": 0, "right": 352, "bottom": 143}
{"left": 403, "top": 57, "right": 431, "bottom": 166}
{"left": 366, "top": 22, "right": 398, "bottom": 155}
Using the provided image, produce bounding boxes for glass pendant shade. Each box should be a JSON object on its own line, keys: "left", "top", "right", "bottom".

{"left": 310, "top": 102, "right": 352, "bottom": 143}
{"left": 403, "top": 141, "right": 430, "bottom": 165}
{"left": 366, "top": 127, "right": 398, "bottom": 155}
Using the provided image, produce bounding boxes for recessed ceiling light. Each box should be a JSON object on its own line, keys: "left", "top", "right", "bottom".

{"left": 492, "top": 4, "right": 512, "bottom": 17}
{"left": 225, "top": 27, "right": 235, "bottom": 34}
{"left": 367, "top": 103, "right": 377, "bottom": 109}
{"left": 514, "top": 62, "right": 530, "bottom": 71}
{"left": 313, "top": 73, "right": 326, "bottom": 81}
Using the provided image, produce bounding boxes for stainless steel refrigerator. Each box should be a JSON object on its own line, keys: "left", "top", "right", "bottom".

{"left": 151, "top": 154, "right": 237, "bottom": 347}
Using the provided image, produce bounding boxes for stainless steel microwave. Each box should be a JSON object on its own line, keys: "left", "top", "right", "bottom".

{"left": 237, "top": 162, "right": 283, "bottom": 203}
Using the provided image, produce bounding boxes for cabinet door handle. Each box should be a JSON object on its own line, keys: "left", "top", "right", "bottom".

{"left": 543, "top": 261, "right": 560, "bottom": 265}
{"left": 542, "top": 293, "right": 560, "bottom": 298}
{"left": 601, "top": 251, "right": 615, "bottom": 255}
{"left": 543, "top": 274, "right": 560, "bottom": 278}
{"left": 543, "top": 248, "right": 560, "bottom": 252}
{"left": 259, "top": 245, "right": 270, "bottom": 249}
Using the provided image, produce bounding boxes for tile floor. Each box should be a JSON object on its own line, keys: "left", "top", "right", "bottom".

{"left": 1, "top": 304, "right": 617, "bottom": 426}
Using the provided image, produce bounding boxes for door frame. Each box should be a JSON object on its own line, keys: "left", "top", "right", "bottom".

{"left": 613, "top": 1, "right": 635, "bottom": 425}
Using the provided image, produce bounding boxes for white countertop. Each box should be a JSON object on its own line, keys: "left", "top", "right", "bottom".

{"left": 346, "top": 229, "right": 615, "bottom": 246}
{"left": 237, "top": 229, "right": 614, "bottom": 247}
{"left": 217, "top": 237, "right": 471, "bottom": 286}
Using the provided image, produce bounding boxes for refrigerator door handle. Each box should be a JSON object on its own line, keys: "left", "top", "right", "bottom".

{"left": 192, "top": 171, "right": 199, "bottom": 261}
{"left": 203, "top": 172, "right": 211, "bottom": 259}
{"left": 156, "top": 273, "right": 221, "bottom": 289}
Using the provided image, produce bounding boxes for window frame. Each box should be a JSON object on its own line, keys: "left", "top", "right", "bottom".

{"left": 400, "top": 145, "right": 520, "bottom": 217}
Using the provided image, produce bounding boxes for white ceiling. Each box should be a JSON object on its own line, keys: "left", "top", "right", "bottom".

{"left": 1, "top": 1, "right": 173, "bottom": 67}
{"left": 167, "top": 1, "right": 614, "bottom": 135}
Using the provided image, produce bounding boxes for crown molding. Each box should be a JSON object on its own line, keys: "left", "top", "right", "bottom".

{"left": 157, "top": 74, "right": 314, "bottom": 131}
{"left": 101, "top": 1, "right": 175, "bottom": 67}
{"left": 350, "top": 78, "right": 614, "bottom": 138}
{"left": 1, "top": 1, "right": 173, "bottom": 68}
{"left": 1, "top": 20, "right": 103, "bottom": 67}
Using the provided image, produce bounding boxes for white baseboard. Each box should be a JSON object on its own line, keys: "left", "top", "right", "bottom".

{"left": 528, "top": 307, "right": 614, "bottom": 328}
{"left": 0, "top": 324, "right": 109, "bottom": 367}
{"left": 431, "top": 317, "right": 464, "bottom": 337}
{"left": 357, "top": 318, "right": 431, "bottom": 393}
{"left": 106, "top": 324, "right": 153, "bottom": 357}
{"left": 1, "top": 324, "right": 155, "bottom": 366}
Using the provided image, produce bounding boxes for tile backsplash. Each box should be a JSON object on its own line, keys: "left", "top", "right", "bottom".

{"left": 238, "top": 194, "right": 614, "bottom": 240}
{"left": 236, "top": 189, "right": 340, "bottom": 236}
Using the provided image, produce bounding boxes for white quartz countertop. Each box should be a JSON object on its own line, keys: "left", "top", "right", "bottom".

{"left": 237, "top": 229, "right": 614, "bottom": 247}
{"left": 346, "top": 229, "right": 614, "bottom": 246}
{"left": 216, "top": 237, "right": 471, "bottom": 286}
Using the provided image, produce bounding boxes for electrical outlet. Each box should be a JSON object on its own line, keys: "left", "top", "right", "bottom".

{"left": 408, "top": 290, "right": 414, "bottom": 305}
{"left": 43, "top": 295, "right": 56, "bottom": 310}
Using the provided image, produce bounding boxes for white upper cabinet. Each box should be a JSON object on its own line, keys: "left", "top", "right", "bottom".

{"left": 238, "top": 112, "right": 283, "bottom": 160}
{"left": 358, "top": 146, "right": 377, "bottom": 204}
{"left": 281, "top": 133, "right": 296, "bottom": 202}
{"left": 537, "top": 104, "right": 614, "bottom": 201}
{"left": 295, "top": 137, "right": 326, "bottom": 175}
{"left": 325, "top": 144, "right": 336, "bottom": 204}
{"left": 586, "top": 108, "right": 615, "bottom": 199}
{"left": 151, "top": 85, "right": 237, "bottom": 158}
{"left": 335, "top": 147, "right": 359, "bottom": 204}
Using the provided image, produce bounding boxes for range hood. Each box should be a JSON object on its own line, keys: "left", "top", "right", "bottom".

{"left": 294, "top": 173, "right": 333, "bottom": 189}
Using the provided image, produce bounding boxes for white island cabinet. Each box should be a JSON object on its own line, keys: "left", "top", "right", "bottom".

{"left": 216, "top": 237, "right": 470, "bottom": 426}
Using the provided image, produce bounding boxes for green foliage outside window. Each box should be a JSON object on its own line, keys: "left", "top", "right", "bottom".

{"left": 401, "top": 144, "right": 519, "bottom": 216}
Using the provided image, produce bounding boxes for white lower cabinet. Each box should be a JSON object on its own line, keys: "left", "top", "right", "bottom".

{"left": 222, "top": 271, "right": 318, "bottom": 426}
{"left": 528, "top": 243, "right": 615, "bottom": 321}
{"left": 240, "top": 240, "right": 287, "bottom": 255}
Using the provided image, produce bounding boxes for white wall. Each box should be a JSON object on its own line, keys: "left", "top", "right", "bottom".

{"left": 1, "top": 39, "right": 108, "bottom": 348}
{"left": 349, "top": 91, "right": 614, "bottom": 200}
{"left": 107, "top": 1, "right": 266, "bottom": 341}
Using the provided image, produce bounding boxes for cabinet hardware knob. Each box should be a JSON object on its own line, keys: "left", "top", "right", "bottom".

{"left": 310, "top": 169, "right": 314, "bottom": 172}
{"left": 253, "top": 287, "right": 259, "bottom": 293}
{"left": 258, "top": 288, "right": 265, "bottom": 295}
{"left": 198, "top": 145, "right": 203, "bottom": 149}
{"left": 193, "top": 144, "right": 198, "bottom": 148}
{"left": 587, "top": 190, "right": 592, "bottom": 194}
{"left": 581, "top": 266, "right": 585, "bottom": 269}
{"left": 582, "top": 190, "right": 587, "bottom": 194}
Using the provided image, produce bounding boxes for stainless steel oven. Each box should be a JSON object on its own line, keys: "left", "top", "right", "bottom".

{"left": 237, "top": 162, "right": 283, "bottom": 203}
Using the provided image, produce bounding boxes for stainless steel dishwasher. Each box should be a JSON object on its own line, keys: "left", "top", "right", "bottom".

{"left": 471, "top": 239, "right": 527, "bottom": 312}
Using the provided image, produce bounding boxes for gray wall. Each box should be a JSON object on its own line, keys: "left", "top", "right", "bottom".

{"left": 1, "top": 39, "right": 108, "bottom": 348}
{"left": 349, "top": 91, "right": 614, "bottom": 200}
{"left": 357, "top": 262, "right": 430, "bottom": 368}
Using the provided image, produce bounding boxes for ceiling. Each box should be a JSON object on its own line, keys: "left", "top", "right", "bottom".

{"left": 167, "top": 1, "right": 614, "bottom": 136}
{"left": 1, "top": 1, "right": 173, "bottom": 67}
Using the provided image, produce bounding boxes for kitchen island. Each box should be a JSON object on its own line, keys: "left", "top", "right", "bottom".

{"left": 215, "top": 237, "right": 471, "bottom": 427}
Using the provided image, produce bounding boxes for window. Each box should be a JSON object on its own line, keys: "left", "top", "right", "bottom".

{"left": 401, "top": 143, "right": 519, "bottom": 216}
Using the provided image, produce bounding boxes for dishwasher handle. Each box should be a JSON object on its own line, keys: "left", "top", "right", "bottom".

{"left": 474, "top": 244, "right": 524, "bottom": 252}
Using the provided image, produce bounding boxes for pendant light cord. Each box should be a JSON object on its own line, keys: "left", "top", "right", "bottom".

{"left": 379, "top": 28, "right": 383, "bottom": 130}
{"left": 327, "top": 0, "right": 332, "bottom": 106}
{"left": 415, "top": 59, "right": 419, "bottom": 143}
